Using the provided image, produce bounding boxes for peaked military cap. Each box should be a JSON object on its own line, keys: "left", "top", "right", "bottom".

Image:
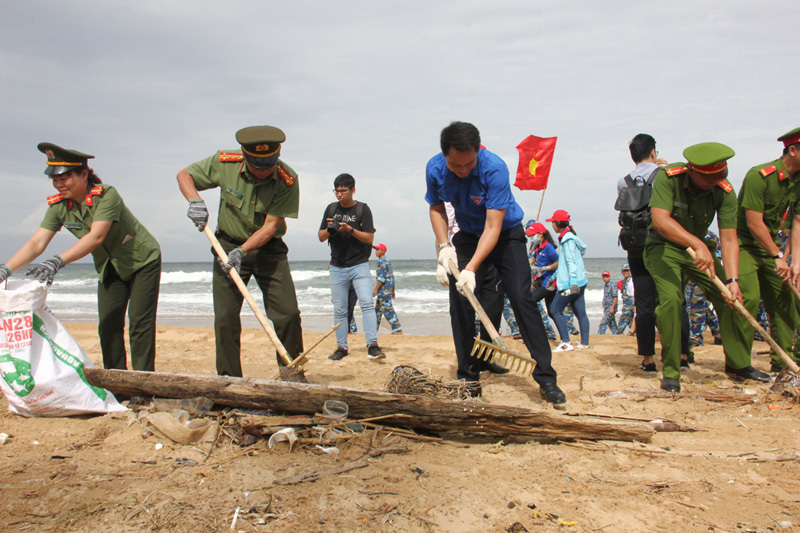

{"left": 37, "top": 142, "right": 94, "bottom": 176}
{"left": 777, "top": 127, "right": 800, "bottom": 148}
{"left": 682, "top": 142, "right": 735, "bottom": 175}
{"left": 235, "top": 125, "right": 285, "bottom": 170}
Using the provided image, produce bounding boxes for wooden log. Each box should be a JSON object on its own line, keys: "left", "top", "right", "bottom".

{"left": 86, "top": 369, "right": 653, "bottom": 442}
{"left": 597, "top": 388, "right": 759, "bottom": 403}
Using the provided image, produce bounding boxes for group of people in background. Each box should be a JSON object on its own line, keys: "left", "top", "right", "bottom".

{"left": 4, "top": 121, "right": 799, "bottom": 404}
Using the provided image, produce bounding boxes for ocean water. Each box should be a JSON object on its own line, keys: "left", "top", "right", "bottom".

{"left": 39, "top": 258, "right": 627, "bottom": 335}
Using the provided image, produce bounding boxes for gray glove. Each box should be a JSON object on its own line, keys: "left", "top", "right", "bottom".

{"left": 531, "top": 266, "right": 544, "bottom": 278}
{"left": 187, "top": 199, "right": 209, "bottom": 231}
{"left": 219, "top": 247, "right": 244, "bottom": 275}
{"left": 0, "top": 265, "right": 11, "bottom": 284}
{"left": 561, "top": 284, "right": 580, "bottom": 297}
{"left": 26, "top": 255, "right": 66, "bottom": 287}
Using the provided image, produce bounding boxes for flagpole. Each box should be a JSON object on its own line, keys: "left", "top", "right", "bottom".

{"left": 535, "top": 188, "right": 547, "bottom": 222}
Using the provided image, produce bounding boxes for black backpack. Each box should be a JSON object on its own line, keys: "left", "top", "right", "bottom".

{"left": 614, "top": 168, "right": 659, "bottom": 252}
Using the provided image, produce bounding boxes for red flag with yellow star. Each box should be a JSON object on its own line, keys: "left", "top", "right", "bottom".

{"left": 514, "top": 135, "right": 557, "bottom": 191}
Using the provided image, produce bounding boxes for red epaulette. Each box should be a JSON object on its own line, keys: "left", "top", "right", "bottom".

{"left": 277, "top": 164, "right": 295, "bottom": 187}
{"left": 759, "top": 164, "right": 777, "bottom": 178}
{"left": 219, "top": 152, "right": 244, "bottom": 162}
{"left": 716, "top": 180, "right": 734, "bottom": 193}
{"left": 665, "top": 166, "right": 687, "bottom": 176}
{"left": 85, "top": 185, "right": 104, "bottom": 206}
{"left": 46, "top": 193, "right": 64, "bottom": 205}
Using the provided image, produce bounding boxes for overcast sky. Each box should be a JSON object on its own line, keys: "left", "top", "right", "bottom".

{"left": 1, "top": 1, "right": 797, "bottom": 263}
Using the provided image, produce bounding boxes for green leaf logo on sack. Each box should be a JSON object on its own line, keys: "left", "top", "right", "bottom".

{"left": 0, "top": 352, "right": 35, "bottom": 396}
{"left": 0, "top": 312, "right": 36, "bottom": 397}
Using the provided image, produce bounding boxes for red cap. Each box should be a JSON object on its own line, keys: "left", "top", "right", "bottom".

{"left": 373, "top": 243, "right": 387, "bottom": 252}
{"left": 525, "top": 222, "right": 547, "bottom": 236}
{"left": 545, "top": 209, "right": 571, "bottom": 222}
{"left": 602, "top": 271, "right": 611, "bottom": 276}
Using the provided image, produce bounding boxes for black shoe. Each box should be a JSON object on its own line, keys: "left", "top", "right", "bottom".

{"left": 661, "top": 377, "right": 681, "bottom": 393}
{"left": 639, "top": 362, "right": 657, "bottom": 374}
{"left": 328, "top": 347, "right": 349, "bottom": 361}
{"left": 540, "top": 383, "right": 566, "bottom": 405}
{"left": 512, "top": 334, "right": 523, "bottom": 340}
{"left": 770, "top": 362, "right": 782, "bottom": 373}
{"left": 680, "top": 359, "right": 690, "bottom": 372}
{"left": 367, "top": 343, "right": 385, "bottom": 360}
{"left": 483, "top": 361, "right": 510, "bottom": 374}
{"left": 724, "top": 365, "right": 771, "bottom": 383}
{"left": 713, "top": 337, "right": 723, "bottom": 345}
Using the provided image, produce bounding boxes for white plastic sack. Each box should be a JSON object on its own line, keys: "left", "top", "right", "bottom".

{"left": 0, "top": 279, "right": 125, "bottom": 417}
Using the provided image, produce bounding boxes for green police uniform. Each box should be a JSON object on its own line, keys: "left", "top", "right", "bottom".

{"left": 737, "top": 151, "right": 800, "bottom": 370}
{"left": 643, "top": 144, "right": 752, "bottom": 382}
{"left": 40, "top": 185, "right": 161, "bottom": 371}
{"left": 186, "top": 148, "right": 303, "bottom": 377}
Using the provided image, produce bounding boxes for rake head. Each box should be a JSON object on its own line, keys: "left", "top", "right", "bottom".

{"left": 470, "top": 338, "right": 536, "bottom": 374}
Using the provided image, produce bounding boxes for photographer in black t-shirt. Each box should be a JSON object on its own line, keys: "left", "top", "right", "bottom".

{"left": 318, "top": 173, "right": 385, "bottom": 361}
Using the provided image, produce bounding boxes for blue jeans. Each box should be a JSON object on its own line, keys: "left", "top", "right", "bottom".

{"left": 330, "top": 263, "right": 378, "bottom": 349}
{"left": 551, "top": 285, "right": 590, "bottom": 345}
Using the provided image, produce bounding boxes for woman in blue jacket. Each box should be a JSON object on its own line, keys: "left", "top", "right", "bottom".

{"left": 547, "top": 210, "right": 590, "bottom": 351}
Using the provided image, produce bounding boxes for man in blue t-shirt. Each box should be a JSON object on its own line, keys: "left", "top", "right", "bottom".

{"left": 425, "top": 121, "right": 565, "bottom": 404}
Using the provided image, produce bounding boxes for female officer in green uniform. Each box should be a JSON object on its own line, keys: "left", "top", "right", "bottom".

{"left": 0, "top": 143, "right": 161, "bottom": 372}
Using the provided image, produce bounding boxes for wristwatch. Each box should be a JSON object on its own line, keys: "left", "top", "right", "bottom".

{"left": 349, "top": 227, "right": 355, "bottom": 235}
{"left": 772, "top": 251, "right": 784, "bottom": 259}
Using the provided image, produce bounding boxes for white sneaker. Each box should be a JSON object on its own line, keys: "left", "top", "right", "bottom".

{"left": 575, "top": 344, "right": 590, "bottom": 349}
{"left": 554, "top": 342, "right": 573, "bottom": 352}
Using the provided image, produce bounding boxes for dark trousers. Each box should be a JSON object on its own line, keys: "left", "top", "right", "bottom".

{"left": 212, "top": 238, "right": 303, "bottom": 376}
{"left": 449, "top": 226, "right": 557, "bottom": 386}
{"left": 627, "top": 254, "right": 657, "bottom": 356}
{"left": 97, "top": 256, "right": 161, "bottom": 371}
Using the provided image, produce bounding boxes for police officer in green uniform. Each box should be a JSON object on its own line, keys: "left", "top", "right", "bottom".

{"left": 177, "top": 125, "right": 303, "bottom": 377}
{"left": 736, "top": 127, "right": 800, "bottom": 372}
{"left": 0, "top": 143, "right": 162, "bottom": 372}
{"left": 643, "top": 142, "right": 771, "bottom": 392}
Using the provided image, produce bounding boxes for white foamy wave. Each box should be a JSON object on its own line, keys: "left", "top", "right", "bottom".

{"left": 291, "top": 270, "right": 330, "bottom": 282}
{"left": 160, "top": 271, "right": 213, "bottom": 284}
{"left": 51, "top": 278, "right": 96, "bottom": 289}
{"left": 396, "top": 271, "right": 436, "bottom": 278}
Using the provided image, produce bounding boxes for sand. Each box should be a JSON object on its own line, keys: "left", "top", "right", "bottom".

{"left": 1, "top": 324, "right": 799, "bottom": 532}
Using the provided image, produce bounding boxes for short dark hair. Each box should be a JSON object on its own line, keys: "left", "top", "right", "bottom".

{"left": 440, "top": 121, "right": 481, "bottom": 154}
{"left": 783, "top": 142, "right": 800, "bottom": 156}
{"left": 333, "top": 173, "right": 355, "bottom": 189}
{"left": 629, "top": 133, "right": 656, "bottom": 164}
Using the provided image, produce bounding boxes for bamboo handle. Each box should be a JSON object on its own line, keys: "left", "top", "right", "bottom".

{"left": 204, "top": 226, "right": 293, "bottom": 366}
{"left": 448, "top": 259, "right": 507, "bottom": 348}
{"left": 686, "top": 248, "right": 800, "bottom": 373}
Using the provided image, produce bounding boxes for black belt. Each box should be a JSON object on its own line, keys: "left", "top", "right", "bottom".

{"left": 215, "top": 230, "right": 246, "bottom": 247}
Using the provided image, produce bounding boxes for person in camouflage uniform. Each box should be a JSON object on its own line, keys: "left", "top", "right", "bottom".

{"left": 684, "top": 231, "right": 722, "bottom": 346}
{"left": 616, "top": 264, "right": 635, "bottom": 334}
{"left": 373, "top": 244, "right": 403, "bottom": 334}
{"left": 598, "top": 270, "right": 619, "bottom": 334}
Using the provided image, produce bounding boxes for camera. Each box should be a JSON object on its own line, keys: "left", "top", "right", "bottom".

{"left": 326, "top": 220, "right": 340, "bottom": 235}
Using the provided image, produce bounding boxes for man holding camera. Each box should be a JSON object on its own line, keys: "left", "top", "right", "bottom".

{"left": 318, "top": 173, "right": 385, "bottom": 361}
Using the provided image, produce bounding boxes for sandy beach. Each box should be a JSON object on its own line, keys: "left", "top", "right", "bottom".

{"left": 1, "top": 323, "right": 799, "bottom": 532}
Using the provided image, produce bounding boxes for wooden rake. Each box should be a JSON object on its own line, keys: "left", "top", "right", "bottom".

{"left": 686, "top": 248, "right": 800, "bottom": 374}
{"left": 204, "top": 226, "right": 337, "bottom": 381}
{"left": 447, "top": 259, "right": 536, "bottom": 374}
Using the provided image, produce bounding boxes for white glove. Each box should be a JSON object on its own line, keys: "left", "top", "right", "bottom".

{"left": 437, "top": 245, "right": 458, "bottom": 275}
{"left": 456, "top": 269, "right": 476, "bottom": 296}
{"left": 436, "top": 264, "right": 450, "bottom": 287}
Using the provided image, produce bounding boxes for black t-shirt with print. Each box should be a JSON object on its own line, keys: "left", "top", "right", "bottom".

{"left": 320, "top": 201, "right": 375, "bottom": 267}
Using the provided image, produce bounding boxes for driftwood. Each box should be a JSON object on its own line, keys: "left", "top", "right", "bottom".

{"left": 85, "top": 369, "right": 654, "bottom": 442}
{"left": 597, "top": 388, "right": 759, "bottom": 403}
